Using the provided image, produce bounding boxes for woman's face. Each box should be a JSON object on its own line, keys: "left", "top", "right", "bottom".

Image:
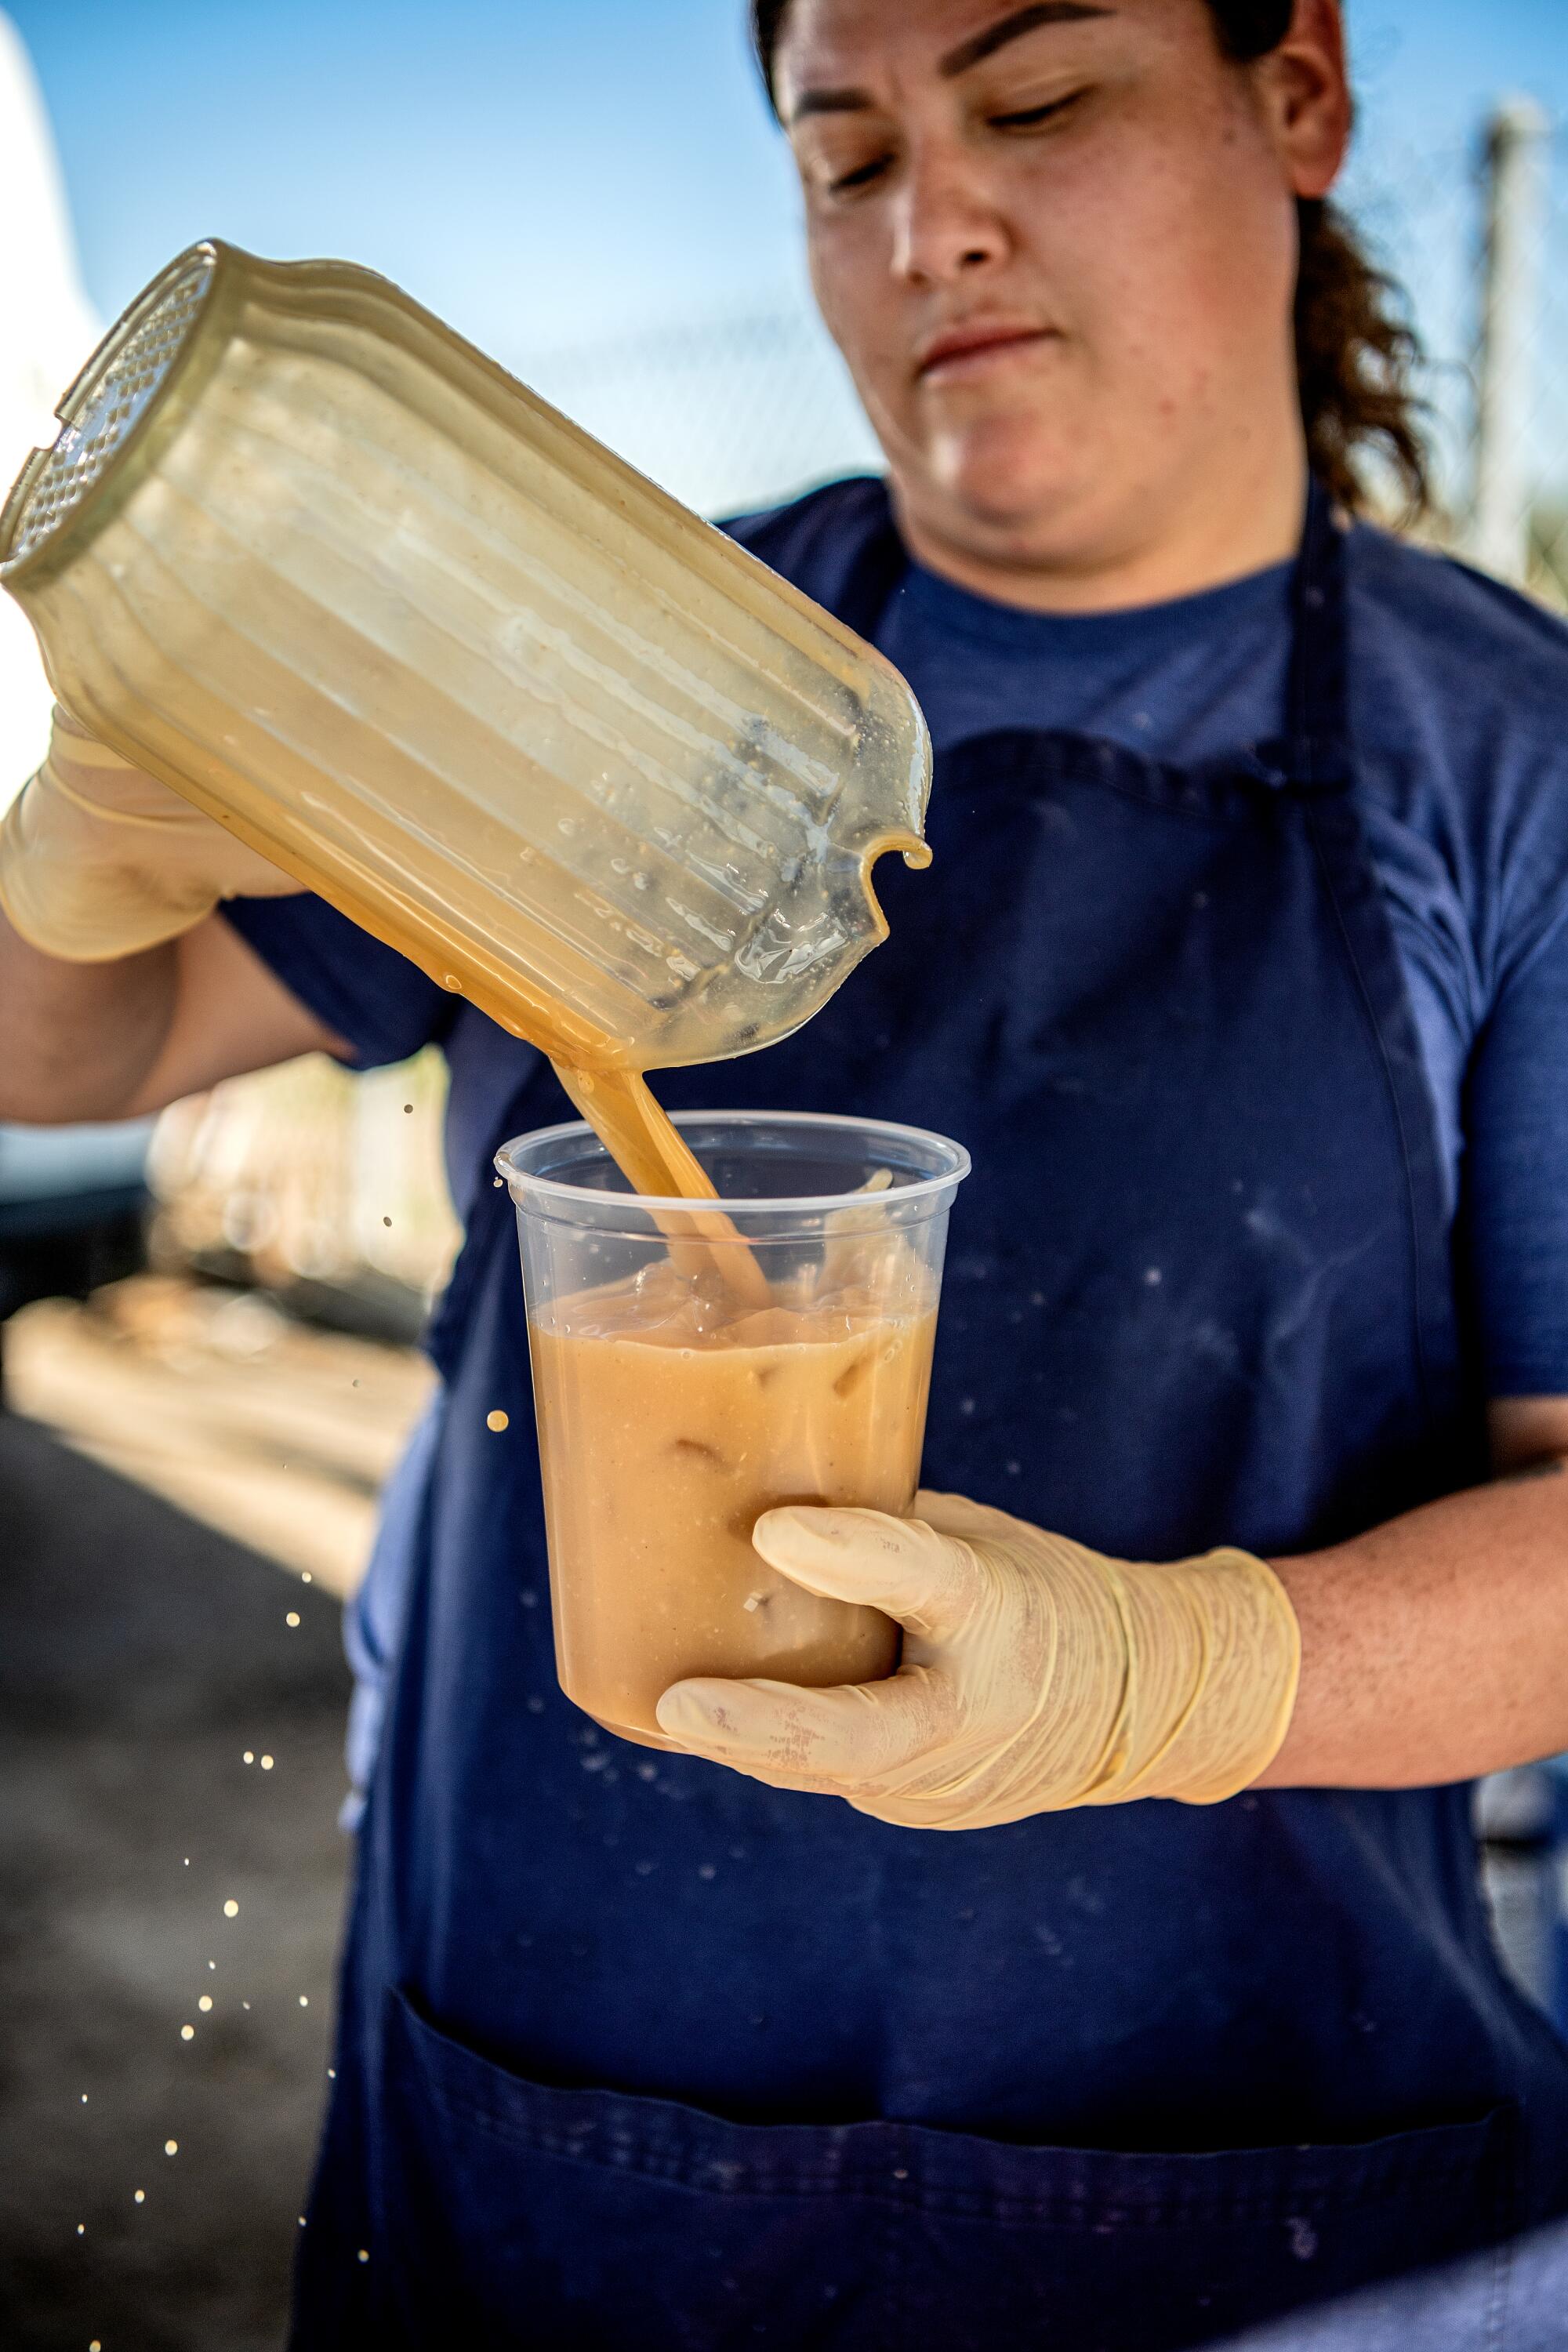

{"left": 774, "top": 0, "right": 1348, "bottom": 581}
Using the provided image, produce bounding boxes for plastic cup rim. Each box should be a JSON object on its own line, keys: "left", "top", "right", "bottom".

{"left": 494, "top": 1108, "right": 971, "bottom": 1219}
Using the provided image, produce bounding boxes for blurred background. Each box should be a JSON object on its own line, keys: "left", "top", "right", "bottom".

{"left": 3, "top": 3, "right": 1568, "bottom": 2346}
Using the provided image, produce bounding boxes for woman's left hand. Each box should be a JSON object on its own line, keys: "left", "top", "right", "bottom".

{"left": 655, "top": 1491, "right": 1301, "bottom": 1829}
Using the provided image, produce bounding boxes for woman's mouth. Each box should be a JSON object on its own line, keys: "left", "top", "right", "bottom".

{"left": 915, "top": 322, "right": 1058, "bottom": 384}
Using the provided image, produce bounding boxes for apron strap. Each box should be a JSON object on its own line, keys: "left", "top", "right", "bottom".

{"left": 1281, "top": 479, "right": 1353, "bottom": 789}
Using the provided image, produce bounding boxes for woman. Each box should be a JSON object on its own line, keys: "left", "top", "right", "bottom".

{"left": 5, "top": 2, "right": 1568, "bottom": 2343}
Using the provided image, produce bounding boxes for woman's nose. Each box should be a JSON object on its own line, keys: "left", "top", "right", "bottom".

{"left": 891, "top": 148, "right": 1010, "bottom": 286}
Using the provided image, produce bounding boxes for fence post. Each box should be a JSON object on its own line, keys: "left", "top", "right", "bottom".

{"left": 1469, "top": 96, "right": 1552, "bottom": 584}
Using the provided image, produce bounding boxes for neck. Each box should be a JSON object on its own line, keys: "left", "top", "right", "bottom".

{"left": 890, "top": 419, "right": 1312, "bottom": 616}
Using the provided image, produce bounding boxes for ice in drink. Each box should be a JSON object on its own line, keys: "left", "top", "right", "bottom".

{"left": 529, "top": 1262, "right": 935, "bottom": 1748}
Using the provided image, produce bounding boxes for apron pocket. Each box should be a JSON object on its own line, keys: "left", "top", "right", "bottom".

{"left": 373, "top": 1985, "right": 1516, "bottom": 2352}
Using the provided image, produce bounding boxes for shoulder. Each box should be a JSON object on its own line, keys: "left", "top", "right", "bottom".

{"left": 1348, "top": 523, "right": 1568, "bottom": 704}
{"left": 1345, "top": 525, "right": 1568, "bottom": 988}
{"left": 718, "top": 474, "right": 891, "bottom": 607}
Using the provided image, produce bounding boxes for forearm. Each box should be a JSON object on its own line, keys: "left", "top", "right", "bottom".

{"left": 0, "top": 908, "right": 178, "bottom": 1123}
{"left": 1, "top": 909, "right": 347, "bottom": 1124}
{"left": 1258, "top": 1442, "right": 1568, "bottom": 1790}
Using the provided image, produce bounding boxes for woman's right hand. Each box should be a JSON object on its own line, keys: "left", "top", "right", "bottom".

{"left": 0, "top": 705, "right": 299, "bottom": 963}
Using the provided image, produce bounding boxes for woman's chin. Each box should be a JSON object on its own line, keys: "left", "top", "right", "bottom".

{"left": 916, "top": 429, "right": 1103, "bottom": 557}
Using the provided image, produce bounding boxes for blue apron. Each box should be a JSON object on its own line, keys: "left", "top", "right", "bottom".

{"left": 292, "top": 485, "right": 1568, "bottom": 2350}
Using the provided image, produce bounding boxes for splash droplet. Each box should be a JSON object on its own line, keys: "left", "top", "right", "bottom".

{"left": 180, "top": 2026, "right": 194, "bottom": 2041}
{"left": 198, "top": 1996, "right": 212, "bottom": 2013}
{"left": 260, "top": 1756, "right": 274, "bottom": 1771}
{"left": 223, "top": 1900, "right": 239, "bottom": 1918}
{"left": 285, "top": 1612, "right": 300, "bottom": 1628}
{"left": 487, "top": 1409, "right": 510, "bottom": 1432}
{"left": 133, "top": 2190, "right": 145, "bottom": 2204}
{"left": 164, "top": 2140, "right": 178, "bottom": 2157}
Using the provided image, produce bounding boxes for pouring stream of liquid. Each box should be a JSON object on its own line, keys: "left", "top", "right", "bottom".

{"left": 548, "top": 1058, "right": 771, "bottom": 1308}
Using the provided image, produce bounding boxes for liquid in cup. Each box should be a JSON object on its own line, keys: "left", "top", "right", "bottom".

{"left": 499, "top": 1117, "right": 969, "bottom": 1748}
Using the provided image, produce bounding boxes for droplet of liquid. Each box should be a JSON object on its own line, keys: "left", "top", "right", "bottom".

{"left": 198, "top": 1996, "right": 212, "bottom": 2013}
{"left": 180, "top": 2026, "right": 194, "bottom": 2041}
{"left": 285, "top": 1612, "right": 300, "bottom": 1628}
{"left": 487, "top": 1410, "right": 510, "bottom": 1432}
{"left": 260, "top": 1755, "right": 274, "bottom": 1771}
{"left": 164, "top": 2140, "right": 178, "bottom": 2157}
{"left": 134, "top": 2190, "right": 145, "bottom": 2205}
{"left": 299, "top": 1995, "right": 309, "bottom": 2008}
{"left": 223, "top": 1900, "right": 239, "bottom": 1918}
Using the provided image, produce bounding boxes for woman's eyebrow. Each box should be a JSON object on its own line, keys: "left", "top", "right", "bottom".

{"left": 939, "top": 2, "right": 1115, "bottom": 80}
{"left": 788, "top": 3, "right": 1115, "bottom": 122}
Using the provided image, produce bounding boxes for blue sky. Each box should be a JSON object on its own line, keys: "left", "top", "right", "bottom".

{"left": 12, "top": 0, "right": 1568, "bottom": 371}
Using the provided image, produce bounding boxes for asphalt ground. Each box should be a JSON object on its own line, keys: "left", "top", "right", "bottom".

{"left": 0, "top": 1407, "right": 354, "bottom": 2352}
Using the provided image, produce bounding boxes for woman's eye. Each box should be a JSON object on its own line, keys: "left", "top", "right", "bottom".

{"left": 989, "top": 87, "right": 1089, "bottom": 132}
{"left": 827, "top": 152, "right": 894, "bottom": 196}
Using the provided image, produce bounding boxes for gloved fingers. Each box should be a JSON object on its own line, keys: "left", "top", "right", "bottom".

{"left": 914, "top": 1488, "right": 1044, "bottom": 1549}
{"left": 655, "top": 1661, "right": 958, "bottom": 1790}
{"left": 49, "top": 704, "right": 139, "bottom": 764}
{"left": 750, "top": 1504, "right": 983, "bottom": 1639}
{"left": 41, "top": 711, "right": 301, "bottom": 899}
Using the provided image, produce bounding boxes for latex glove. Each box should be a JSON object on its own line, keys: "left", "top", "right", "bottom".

{"left": 0, "top": 706, "right": 297, "bottom": 960}
{"left": 656, "top": 1491, "right": 1301, "bottom": 1828}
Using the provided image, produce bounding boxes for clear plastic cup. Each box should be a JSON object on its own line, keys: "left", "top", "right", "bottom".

{"left": 495, "top": 1112, "right": 971, "bottom": 1749}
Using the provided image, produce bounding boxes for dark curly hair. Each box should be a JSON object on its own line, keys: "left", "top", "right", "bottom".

{"left": 750, "top": 0, "right": 1428, "bottom": 517}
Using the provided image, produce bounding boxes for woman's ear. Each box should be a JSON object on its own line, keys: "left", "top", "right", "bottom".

{"left": 1251, "top": 0, "right": 1352, "bottom": 201}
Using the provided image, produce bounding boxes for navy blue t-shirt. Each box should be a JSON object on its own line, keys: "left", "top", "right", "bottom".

{"left": 228, "top": 475, "right": 1568, "bottom": 1406}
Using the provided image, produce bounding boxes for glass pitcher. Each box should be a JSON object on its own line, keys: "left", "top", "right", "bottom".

{"left": 0, "top": 240, "right": 930, "bottom": 1082}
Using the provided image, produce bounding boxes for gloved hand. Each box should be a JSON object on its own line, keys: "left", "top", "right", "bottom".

{"left": 0, "top": 706, "right": 297, "bottom": 960}
{"left": 656, "top": 1491, "right": 1301, "bottom": 1827}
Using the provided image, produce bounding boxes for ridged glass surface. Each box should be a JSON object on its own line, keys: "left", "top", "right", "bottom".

{"left": 2, "top": 243, "right": 931, "bottom": 1074}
